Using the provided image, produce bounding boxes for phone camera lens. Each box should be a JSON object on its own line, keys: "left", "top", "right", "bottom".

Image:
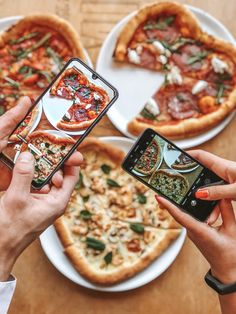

{"left": 92, "top": 74, "right": 98, "bottom": 80}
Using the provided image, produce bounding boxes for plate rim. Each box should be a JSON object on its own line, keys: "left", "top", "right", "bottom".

{"left": 96, "top": 5, "right": 236, "bottom": 149}
{"left": 39, "top": 135, "right": 186, "bottom": 292}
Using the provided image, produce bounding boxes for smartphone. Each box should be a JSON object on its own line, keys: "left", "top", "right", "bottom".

{"left": 122, "top": 128, "right": 224, "bottom": 222}
{"left": 0, "top": 58, "right": 118, "bottom": 189}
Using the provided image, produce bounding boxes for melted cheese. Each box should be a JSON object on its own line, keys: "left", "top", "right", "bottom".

{"left": 211, "top": 56, "right": 229, "bottom": 74}
{"left": 152, "top": 41, "right": 165, "bottom": 54}
{"left": 145, "top": 98, "right": 160, "bottom": 116}
{"left": 159, "top": 55, "right": 168, "bottom": 65}
{"left": 192, "top": 80, "right": 208, "bottom": 95}
{"left": 127, "top": 49, "right": 141, "bottom": 64}
{"left": 167, "top": 66, "right": 183, "bottom": 85}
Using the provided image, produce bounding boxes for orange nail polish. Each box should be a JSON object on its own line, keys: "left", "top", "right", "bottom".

{"left": 195, "top": 189, "right": 209, "bottom": 199}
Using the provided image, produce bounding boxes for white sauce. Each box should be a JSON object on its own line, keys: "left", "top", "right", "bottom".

{"left": 167, "top": 66, "right": 183, "bottom": 85}
{"left": 145, "top": 98, "right": 160, "bottom": 116}
{"left": 211, "top": 56, "right": 229, "bottom": 74}
{"left": 191, "top": 80, "right": 208, "bottom": 95}
{"left": 127, "top": 49, "right": 141, "bottom": 64}
{"left": 85, "top": 104, "right": 92, "bottom": 109}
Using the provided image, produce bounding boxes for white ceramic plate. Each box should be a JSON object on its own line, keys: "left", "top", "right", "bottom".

{"left": 163, "top": 143, "right": 199, "bottom": 173}
{"left": 96, "top": 6, "right": 236, "bottom": 149}
{"left": 40, "top": 136, "right": 186, "bottom": 292}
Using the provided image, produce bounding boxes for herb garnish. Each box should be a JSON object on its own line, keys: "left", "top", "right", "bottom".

{"left": 75, "top": 172, "right": 84, "bottom": 189}
{"left": 144, "top": 15, "right": 175, "bottom": 31}
{"left": 130, "top": 223, "right": 145, "bottom": 234}
{"left": 86, "top": 237, "right": 105, "bottom": 251}
{"left": 80, "top": 210, "right": 92, "bottom": 220}
{"left": 101, "top": 164, "right": 111, "bottom": 174}
{"left": 187, "top": 50, "right": 209, "bottom": 65}
{"left": 106, "top": 178, "right": 120, "bottom": 188}
{"left": 137, "top": 194, "right": 147, "bottom": 204}
{"left": 9, "top": 32, "right": 39, "bottom": 45}
{"left": 104, "top": 251, "right": 113, "bottom": 264}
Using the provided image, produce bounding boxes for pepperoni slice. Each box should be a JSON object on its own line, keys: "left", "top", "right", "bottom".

{"left": 139, "top": 48, "right": 159, "bottom": 70}
{"left": 167, "top": 92, "right": 198, "bottom": 120}
{"left": 172, "top": 44, "right": 209, "bottom": 72}
{"left": 145, "top": 25, "right": 179, "bottom": 44}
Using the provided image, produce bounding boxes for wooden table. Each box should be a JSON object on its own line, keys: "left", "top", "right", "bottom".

{"left": 1, "top": 0, "right": 235, "bottom": 313}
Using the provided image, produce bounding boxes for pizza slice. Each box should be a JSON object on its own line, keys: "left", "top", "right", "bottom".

{"left": 114, "top": 2, "right": 201, "bottom": 71}
{"left": 149, "top": 169, "right": 189, "bottom": 204}
{"left": 133, "top": 136, "right": 161, "bottom": 175}
{"left": 128, "top": 74, "right": 236, "bottom": 139}
{"left": 171, "top": 153, "right": 198, "bottom": 170}
{"left": 21, "top": 130, "right": 75, "bottom": 183}
{"left": 0, "top": 14, "right": 86, "bottom": 111}
{"left": 55, "top": 214, "right": 180, "bottom": 284}
{"left": 169, "top": 38, "right": 236, "bottom": 84}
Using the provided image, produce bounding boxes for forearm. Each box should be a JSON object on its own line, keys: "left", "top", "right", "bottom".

{"left": 219, "top": 293, "right": 236, "bottom": 314}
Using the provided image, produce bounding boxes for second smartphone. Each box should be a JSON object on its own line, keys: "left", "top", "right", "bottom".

{"left": 122, "top": 128, "right": 224, "bottom": 222}
{"left": 0, "top": 58, "right": 118, "bottom": 189}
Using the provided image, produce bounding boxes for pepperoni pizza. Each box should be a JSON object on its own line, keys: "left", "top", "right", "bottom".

{"left": 50, "top": 67, "right": 110, "bottom": 131}
{"left": 114, "top": 2, "right": 236, "bottom": 138}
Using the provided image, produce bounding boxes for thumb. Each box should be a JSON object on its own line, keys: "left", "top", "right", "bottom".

{"left": 195, "top": 183, "right": 236, "bottom": 201}
{"left": 9, "top": 152, "right": 35, "bottom": 196}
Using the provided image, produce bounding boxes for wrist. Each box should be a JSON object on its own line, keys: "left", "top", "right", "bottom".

{"left": 0, "top": 235, "right": 18, "bottom": 281}
{"left": 211, "top": 268, "right": 236, "bottom": 285}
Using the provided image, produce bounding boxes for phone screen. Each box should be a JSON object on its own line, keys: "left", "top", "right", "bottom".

{"left": 130, "top": 134, "right": 204, "bottom": 204}
{"left": 1, "top": 58, "right": 118, "bottom": 188}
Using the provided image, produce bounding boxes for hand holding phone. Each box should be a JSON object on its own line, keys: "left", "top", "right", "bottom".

{"left": 0, "top": 58, "right": 118, "bottom": 189}
{"left": 122, "top": 128, "right": 225, "bottom": 222}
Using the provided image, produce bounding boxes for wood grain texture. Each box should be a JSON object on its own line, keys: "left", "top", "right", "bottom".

{"left": 0, "top": 0, "right": 234, "bottom": 313}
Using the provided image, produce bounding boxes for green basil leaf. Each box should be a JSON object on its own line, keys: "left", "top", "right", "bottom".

{"left": 106, "top": 178, "right": 120, "bottom": 188}
{"left": 80, "top": 210, "right": 92, "bottom": 220}
{"left": 82, "top": 195, "right": 90, "bottom": 203}
{"left": 4, "top": 77, "right": 19, "bottom": 89}
{"left": 130, "top": 223, "right": 145, "bottom": 234}
{"left": 104, "top": 251, "right": 113, "bottom": 264}
{"left": 45, "top": 143, "right": 50, "bottom": 148}
{"left": 101, "top": 164, "right": 111, "bottom": 174}
{"left": 86, "top": 237, "right": 105, "bottom": 251}
{"left": 75, "top": 172, "right": 84, "bottom": 190}
{"left": 216, "top": 84, "right": 225, "bottom": 104}
{"left": 137, "top": 194, "right": 147, "bottom": 204}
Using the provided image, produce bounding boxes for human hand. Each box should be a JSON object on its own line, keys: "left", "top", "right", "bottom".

{"left": 155, "top": 150, "right": 236, "bottom": 285}
{"left": 0, "top": 96, "right": 81, "bottom": 191}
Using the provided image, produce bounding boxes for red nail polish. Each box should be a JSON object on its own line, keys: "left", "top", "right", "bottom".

{"left": 155, "top": 195, "right": 160, "bottom": 202}
{"left": 195, "top": 189, "right": 209, "bottom": 199}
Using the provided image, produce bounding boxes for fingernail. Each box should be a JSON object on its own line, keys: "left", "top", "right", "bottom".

{"left": 195, "top": 189, "right": 209, "bottom": 199}
{"left": 155, "top": 195, "right": 160, "bottom": 202}
{"left": 18, "top": 152, "right": 33, "bottom": 162}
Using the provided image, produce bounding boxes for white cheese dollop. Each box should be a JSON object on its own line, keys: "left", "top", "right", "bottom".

{"left": 94, "top": 92, "right": 101, "bottom": 100}
{"left": 136, "top": 45, "right": 143, "bottom": 55}
{"left": 152, "top": 41, "right": 165, "bottom": 54}
{"left": 127, "top": 48, "right": 141, "bottom": 64}
{"left": 167, "top": 66, "right": 183, "bottom": 85}
{"left": 57, "top": 89, "right": 63, "bottom": 96}
{"left": 85, "top": 104, "right": 92, "bottom": 109}
{"left": 159, "top": 55, "right": 168, "bottom": 65}
{"left": 211, "top": 56, "right": 229, "bottom": 74}
{"left": 145, "top": 98, "right": 160, "bottom": 116}
{"left": 192, "top": 80, "right": 208, "bottom": 95}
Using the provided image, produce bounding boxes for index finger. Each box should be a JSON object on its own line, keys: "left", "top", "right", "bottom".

{"left": 188, "top": 150, "right": 235, "bottom": 182}
{"left": 0, "top": 96, "right": 32, "bottom": 138}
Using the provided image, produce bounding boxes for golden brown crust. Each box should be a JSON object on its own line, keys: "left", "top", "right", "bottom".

{"left": 0, "top": 14, "right": 86, "bottom": 61}
{"left": 64, "top": 229, "right": 180, "bottom": 285}
{"left": 128, "top": 88, "right": 236, "bottom": 139}
{"left": 114, "top": 1, "right": 201, "bottom": 61}
{"left": 78, "top": 137, "right": 125, "bottom": 165}
{"left": 54, "top": 217, "right": 74, "bottom": 247}
{"left": 21, "top": 130, "right": 75, "bottom": 153}
{"left": 8, "top": 105, "right": 39, "bottom": 142}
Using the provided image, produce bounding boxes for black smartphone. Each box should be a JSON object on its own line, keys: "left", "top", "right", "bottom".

{"left": 122, "top": 128, "right": 224, "bottom": 222}
{"left": 0, "top": 58, "right": 118, "bottom": 189}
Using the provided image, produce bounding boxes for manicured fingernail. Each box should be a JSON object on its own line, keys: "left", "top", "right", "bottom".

{"left": 195, "top": 189, "right": 209, "bottom": 199}
{"left": 155, "top": 195, "right": 160, "bottom": 202}
{"left": 18, "top": 152, "right": 33, "bottom": 162}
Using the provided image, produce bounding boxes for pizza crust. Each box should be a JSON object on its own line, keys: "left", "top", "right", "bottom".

{"left": 0, "top": 14, "right": 86, "bottom": 61}
{"left": 114, "top": 1, "right": 201, "bottom": 62}
{"left": 128, "top": 88, "right": 236, "bottom": 139}
{"left": 64, "top": 229, "right": 180, "bottom": 285}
